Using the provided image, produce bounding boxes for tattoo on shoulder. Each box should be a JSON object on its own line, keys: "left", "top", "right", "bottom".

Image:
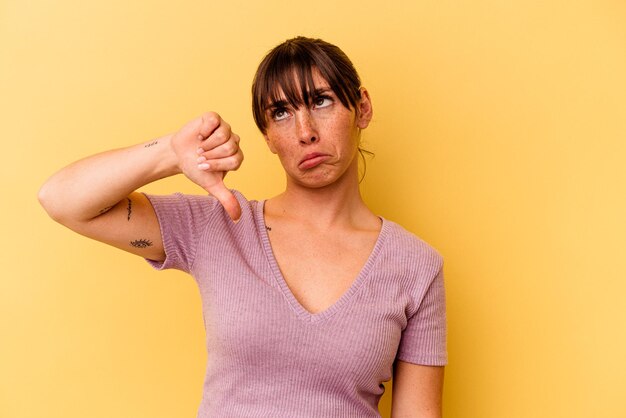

{"left": 130, "top": 239, "right": 153, "bottom": 248}
{"left": 144, "top": 140, "right": 159, "bottom": 148}
{"left": 127, "top": 198, "right": 132, "bottom": 221}
{"left": 99, "top": 205, "right": 114, "bottom": 215}
{"left": 265, "top": 225, "right": 272, "bottom": 231}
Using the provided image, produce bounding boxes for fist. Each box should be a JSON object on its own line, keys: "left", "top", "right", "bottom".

{"left": 171, "top": 112, "right": 243, "bottom": 221}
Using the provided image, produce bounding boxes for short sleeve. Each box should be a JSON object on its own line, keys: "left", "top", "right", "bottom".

{"left": 396, "top": 266, "right": 448, "bottom": 366}
{"left": 143, "top": 193, "right": 221, "bottom": 272}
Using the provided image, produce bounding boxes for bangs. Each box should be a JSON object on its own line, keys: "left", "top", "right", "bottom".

{"left": 264, "top": 58, "right": 318, "bottom": 113}
{"left": 252, "top": 37, "right": 361, "bottom": 133}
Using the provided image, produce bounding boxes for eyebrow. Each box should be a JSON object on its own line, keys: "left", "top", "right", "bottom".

{"left": 264, "top": 88, "right": 332, "bottom": 112}
{"left": 265, "top": 100, "right": 289, "bottom": 112}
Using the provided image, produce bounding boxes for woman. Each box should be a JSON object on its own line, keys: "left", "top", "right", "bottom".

{"left": 39, "top": 36, "right": 446, "bottom": 417}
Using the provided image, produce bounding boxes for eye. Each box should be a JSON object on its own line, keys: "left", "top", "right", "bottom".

{"left": 272, "top": 108, "right": 290, "bottom": 121}
{"left": 312, "top": 95, "right": 333, "bottom": 109}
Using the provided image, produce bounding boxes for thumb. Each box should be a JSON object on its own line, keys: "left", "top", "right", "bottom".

{"left": 205, "top": 181, "right": 242, "bottom": 222}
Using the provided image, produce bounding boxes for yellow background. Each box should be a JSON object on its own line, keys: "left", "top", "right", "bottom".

{"left": 2, "top": 0, "right": 625, "bottom": 417}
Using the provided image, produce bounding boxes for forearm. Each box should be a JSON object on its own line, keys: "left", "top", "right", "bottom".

{"left": 39, "top": 134, "right": 180, "bottom": 223}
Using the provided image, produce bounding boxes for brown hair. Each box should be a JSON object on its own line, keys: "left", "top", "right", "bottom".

{"left": 252, "top": 36, "right": 362, "bottom": 134}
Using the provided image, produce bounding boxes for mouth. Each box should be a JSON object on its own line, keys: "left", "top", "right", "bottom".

{"left": 298, "top": 152, "right": 330, "bottom": 169}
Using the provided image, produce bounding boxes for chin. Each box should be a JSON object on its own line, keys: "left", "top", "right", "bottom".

{"left": 293, "top": 177, "right": 334, "bottom": 189}
{"left": 295, "top": 170, "right": 353, "bottom": 190}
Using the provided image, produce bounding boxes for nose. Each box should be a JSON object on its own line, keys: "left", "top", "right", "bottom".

{"left": 295, "top": 110, "right": 318, "bottom": 144}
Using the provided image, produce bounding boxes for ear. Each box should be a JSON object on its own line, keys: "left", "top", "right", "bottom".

{"left": 264, "top": 133, "right": 278, "bottom": 154}
{"left": 355, "top": 87, "right": 373, "bottom": 129}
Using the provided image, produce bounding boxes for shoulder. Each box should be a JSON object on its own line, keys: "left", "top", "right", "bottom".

{"left": 141, "top": 190, "right": 262, "bottom": 272}
{"left": 377, "top": 220, "right": 446, "bottom": 319}
{"left": 381, "top": 219, "right": 443, "bottom": 274}
{"left": 142, "top": 190, "right": 262, "bottom": 239}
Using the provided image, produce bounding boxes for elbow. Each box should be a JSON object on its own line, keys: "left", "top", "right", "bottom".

{"left": 38, "top": 179, "right": 66, "bottom": 223}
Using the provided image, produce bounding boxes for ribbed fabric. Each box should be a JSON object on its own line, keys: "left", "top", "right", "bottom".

{"left": 144, "top": 191, "right": 446, "bottom": 418}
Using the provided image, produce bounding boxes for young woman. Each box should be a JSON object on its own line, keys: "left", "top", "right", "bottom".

{"left": 39, "top": 37, "right": 446, "bottom": 417}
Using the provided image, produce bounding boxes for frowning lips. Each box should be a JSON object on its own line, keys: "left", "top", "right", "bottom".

{"left": 298, "top": 152, "right": 330, "bottom": 169}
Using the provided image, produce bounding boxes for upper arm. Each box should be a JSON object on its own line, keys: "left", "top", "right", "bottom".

{"left": 65, "top": 192, "right": 165, "bottom": 261}
{"left": 391, "top": 361, "right": 444, "bottom": 418}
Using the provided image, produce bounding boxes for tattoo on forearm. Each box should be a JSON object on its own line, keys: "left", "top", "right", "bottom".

{"left": 265, "top": 225, "right": 272, "bottom": 231}
{"left": 144, "top": 140, "right": 159, "bottom": 148}
{"left": 130, "top": 239, "right": 152, "bottom": 248}
{"left": 127, "top": 198, "right": 132, "bottom": 221}
{"left": 99, "top": 205, "right": 114, "bottom": 215}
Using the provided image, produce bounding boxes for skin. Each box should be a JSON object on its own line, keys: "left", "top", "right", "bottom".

{"left": 39, "top": 72, "right": 444, "bottom": 417}
{"left": 38, "top": 113, "right": 243, "bottom": 260}
{"left": 392, "top": 361, "right": 445, "bottom": 418}
{"left": 261, "top": 71, "right": 382, "bottom": 314}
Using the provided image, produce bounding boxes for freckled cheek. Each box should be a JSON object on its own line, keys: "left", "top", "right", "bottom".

{"left": 273, "top": 143, "right": 300, "bottom": 166}
{"left": 323, "top": 116, "right": 355, "bottom": 135}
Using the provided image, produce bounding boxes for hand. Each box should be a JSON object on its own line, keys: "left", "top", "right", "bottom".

{"left": 171, "top": 112, "right": 243, "bottom": 221}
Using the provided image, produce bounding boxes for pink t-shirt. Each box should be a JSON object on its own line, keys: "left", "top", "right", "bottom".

{"left": 145, "top": 191, "right": 446, "bottom": 417}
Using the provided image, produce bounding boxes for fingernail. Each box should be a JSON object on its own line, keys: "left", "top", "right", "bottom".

{"left": 197, "top": 156, "right": 207, "bottom": 163}
{"left": 196, "top": 148, "right": 204, "bottom": 155}
{"left": 198, "top": 163, "right": 210, "bottom": 170}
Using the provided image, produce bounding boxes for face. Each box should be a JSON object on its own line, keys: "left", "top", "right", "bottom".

{"left": 263, "top": 70, "right": 372, "bottom": 189}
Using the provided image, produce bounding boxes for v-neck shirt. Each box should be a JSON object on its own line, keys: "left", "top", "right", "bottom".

{"left": 258, "top": 199, "right": 388, "bottom": 323}
{"left": 145, "top": 191, "right": 447, "bottom": 418}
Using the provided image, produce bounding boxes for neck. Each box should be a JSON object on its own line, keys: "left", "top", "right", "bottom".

{"left": 266, "top": 161, "right": 373, "bottom": 229}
